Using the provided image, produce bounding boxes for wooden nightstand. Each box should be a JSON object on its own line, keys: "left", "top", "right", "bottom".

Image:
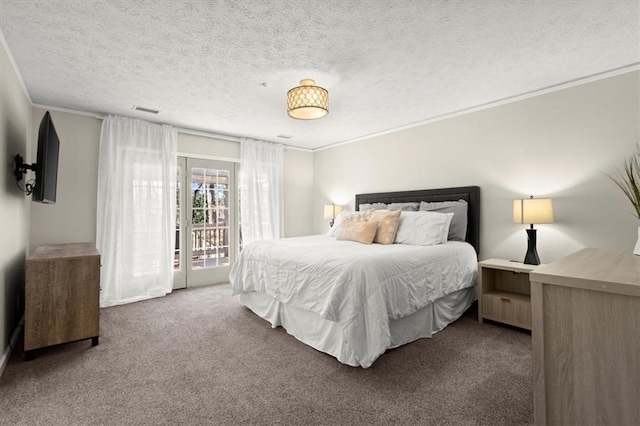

{"left": 478, "top": 259, "right": 541, "bottom": 330}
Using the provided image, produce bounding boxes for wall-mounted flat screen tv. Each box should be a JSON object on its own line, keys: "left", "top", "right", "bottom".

{"left": 33, "top": 111, "right": 60, "bottom": 203}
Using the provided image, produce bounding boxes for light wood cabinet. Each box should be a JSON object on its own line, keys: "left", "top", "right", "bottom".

{"left": 530, "top": 248, "right": 640, "bottom": 425}
{"left": 478, "top": 259, "right": 539, "bottom": 330}
{"left": 25, "top": 243, "right": 101, "bottom": 359}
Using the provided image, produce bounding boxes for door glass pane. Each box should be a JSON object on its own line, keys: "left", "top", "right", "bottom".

{"left": 191, "top": 167, "right": 231, "bottom": 269}
{"left": 238, "top": 171, "right": 243, "bottom": 252}
{"left": 174, "top": 167, "right": 181, "bottom": 270}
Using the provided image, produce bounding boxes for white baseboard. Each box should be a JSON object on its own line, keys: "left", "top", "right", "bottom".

{"left": 0, "top": 316, "right": 24, "bottom": 379}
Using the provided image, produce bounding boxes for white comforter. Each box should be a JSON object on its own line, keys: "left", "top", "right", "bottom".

{"left": 230, "top": 235, "right": 477, "bottom": 366}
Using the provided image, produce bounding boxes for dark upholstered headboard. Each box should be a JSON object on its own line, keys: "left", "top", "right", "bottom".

{"left": 355, "top": 186, "right": 481, "bottom": 256}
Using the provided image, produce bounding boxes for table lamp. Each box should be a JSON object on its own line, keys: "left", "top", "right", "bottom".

{"left": 513, "top": 196, "right": 553, "bottom": 265}
{"left": 323, "top": 204, "right": 343, "bottom": 227}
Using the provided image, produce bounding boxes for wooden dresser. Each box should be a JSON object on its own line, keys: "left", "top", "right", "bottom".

{"left": 25, "top": 243, "right": 101, "bottom": 359}
{"left": 530, "top": 248, "right": 640, "bottom": 425}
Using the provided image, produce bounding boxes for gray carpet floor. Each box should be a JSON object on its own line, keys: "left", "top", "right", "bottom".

{"left": 0, "top": 284, "right": 533, "bottom": 425}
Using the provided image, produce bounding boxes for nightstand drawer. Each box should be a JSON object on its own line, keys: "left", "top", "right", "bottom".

{"left": 482, "top": 291, "right": 531, "bottom": 330}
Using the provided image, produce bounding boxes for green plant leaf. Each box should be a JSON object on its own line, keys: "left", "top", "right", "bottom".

{"left": 606, "top": 144, "right": 640, "bottom": 220}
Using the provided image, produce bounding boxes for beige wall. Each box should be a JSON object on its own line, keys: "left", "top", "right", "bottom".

{"left": 30, "top": 108, "right": 101, "bottom": 249}
{"left": 25, "top": 70, "right": 638, "bottom": 287}
{"left": 313, "top": 71, "right": 640, "bottom": 263}
{"left": 178, "top": 131, "right": 315, "bottom": 238}
{"left": 178, "top": 132, "right": 240, "bottom": 159}
{"left": 1, "top": 41, "right": 31, "bottom": 357}
{"left": 283, "top": 148, "right": 314, "bottom": 237}
{"left": 29, "top": 114, "right": 314, "bottom": 250}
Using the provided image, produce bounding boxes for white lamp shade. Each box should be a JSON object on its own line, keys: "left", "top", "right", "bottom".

{"left": 513, "top": 198, "right": 554, "bottom": 224}
{"left": 323, "top": 204, "right": 342, "bottom": 219}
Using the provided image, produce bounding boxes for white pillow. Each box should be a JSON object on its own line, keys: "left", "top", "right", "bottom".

{"left": 328, "top": 209, "right": 373, "bottom": 237}
{"left": 328, "top": 210, "right": 348, "bottom": 236}
{"left": 359, "top": 202, "right": 388, "bottom": 211}
{"left": 394, "top": 211, "right": 454, "bottom": 246}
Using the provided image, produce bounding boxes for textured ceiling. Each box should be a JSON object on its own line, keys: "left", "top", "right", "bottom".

{"left": 1, "top": 1, "right": 638, "bottom": 150}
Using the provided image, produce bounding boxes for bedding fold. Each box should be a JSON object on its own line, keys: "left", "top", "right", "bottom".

{"left": 230, "top": 235, "right": 477, "bottom": 367}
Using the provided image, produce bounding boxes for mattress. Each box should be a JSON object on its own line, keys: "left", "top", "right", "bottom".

{"left": 230, "top": 235, "right": 478, "bottom": 367}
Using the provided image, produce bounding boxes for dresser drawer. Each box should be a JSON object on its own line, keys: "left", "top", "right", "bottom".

{"left": 482, "top": 291, "right": 531, "bottom": 330}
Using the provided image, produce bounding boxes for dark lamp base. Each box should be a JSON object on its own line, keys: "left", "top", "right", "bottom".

{"left": 523, "top": 228, "right": 540, "bottom": 265}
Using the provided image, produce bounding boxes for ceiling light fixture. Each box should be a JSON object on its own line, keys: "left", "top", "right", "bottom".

{"left": 286, "top": 79, "right": 329, "bottom": 120}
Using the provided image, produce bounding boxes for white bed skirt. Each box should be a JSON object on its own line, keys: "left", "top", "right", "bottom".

{"left": 238, "top": 286, "right": 477, "bottom": 367}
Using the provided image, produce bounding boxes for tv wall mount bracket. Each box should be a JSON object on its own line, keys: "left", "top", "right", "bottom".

{"left": 14, "top": 154, "right": 36, "bottom": 195}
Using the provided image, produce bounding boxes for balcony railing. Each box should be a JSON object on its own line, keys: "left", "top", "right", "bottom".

{"left": 174, "top": 225, "right": 229, "bottom": 269}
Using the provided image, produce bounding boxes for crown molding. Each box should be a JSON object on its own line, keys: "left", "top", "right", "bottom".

{"left": 1, "top": 28, "right": 33, "bottom": 105}
{"left": 32, "top": 103, "right": 312, "bottom": 152}
{"left": 315, "top": 63, "right": 640, "bottom": 152}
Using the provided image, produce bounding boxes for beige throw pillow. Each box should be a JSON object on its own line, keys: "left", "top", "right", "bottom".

{"left": 336, "top": 219, "right": 379, "bottom": 244}
{"left": 350, "top": 209, "right": 374, "bottom": 222}
{"left": 329, "top": 209, "right": 374, "bottom": 237}
{"left": 369, "top": 209, "right": 401, "bottom": 244}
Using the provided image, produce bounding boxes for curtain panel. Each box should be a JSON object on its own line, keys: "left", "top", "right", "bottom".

{"left": 239, "top": 139, "right": 284, "bottom": 245}
{"left": 97, "top": 116, "right": 177, "bottom": 307}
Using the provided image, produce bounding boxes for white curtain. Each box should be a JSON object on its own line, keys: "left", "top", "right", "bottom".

{"left": 240, "top": 138, "right": 284, "bottom": 245}
{"left": 97, "top": 116, "right": 177, "bottom": 307}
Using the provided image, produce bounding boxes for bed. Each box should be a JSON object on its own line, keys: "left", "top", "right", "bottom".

{"left": 230, "top": 186, "right": 480, "bottom": 368}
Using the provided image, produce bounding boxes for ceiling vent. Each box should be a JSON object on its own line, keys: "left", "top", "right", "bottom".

{"left": 276, "top": 134, "right": 293, "bottom": 140}
{"left": 132, "top": 106, "right": 159, "bottom": 114}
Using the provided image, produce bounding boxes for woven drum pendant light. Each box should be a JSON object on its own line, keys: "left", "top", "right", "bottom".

{"left": 286, "top": 79, "right": 329, "bottom": 120}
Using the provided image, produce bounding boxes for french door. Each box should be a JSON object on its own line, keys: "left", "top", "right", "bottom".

{"left": 173, "top": 157, "right": 238, "bottom": 289}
